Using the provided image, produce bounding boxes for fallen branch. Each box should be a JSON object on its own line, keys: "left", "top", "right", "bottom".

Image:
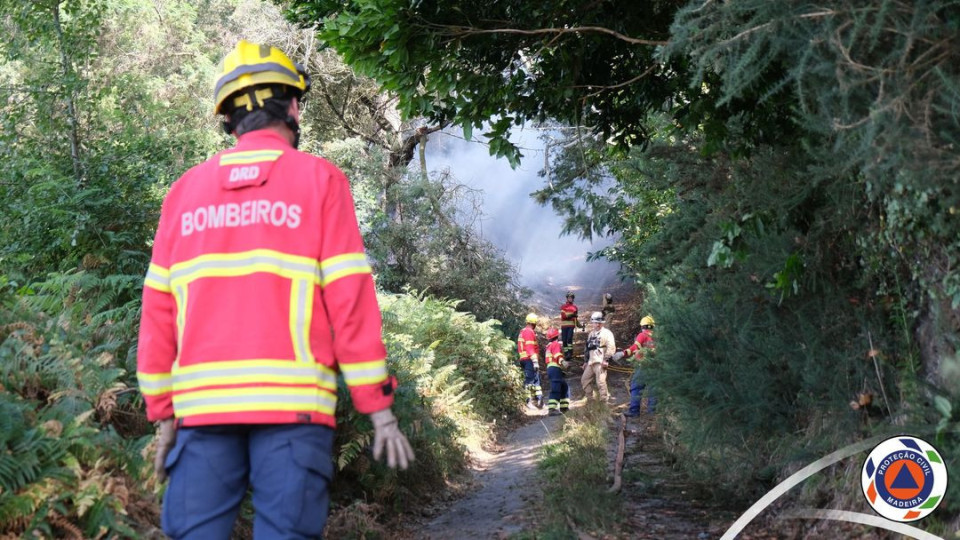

{"left": 608, "top": 413, "right": 627, "bottom": 493}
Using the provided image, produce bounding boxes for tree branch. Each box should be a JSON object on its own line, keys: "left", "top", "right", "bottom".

{"left": 433, "top": 25, "right": 667, "bottom": 47}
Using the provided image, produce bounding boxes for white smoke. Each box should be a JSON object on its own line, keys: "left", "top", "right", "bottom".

{"left": 421, "top": 125, "right": 623, "bottom": 311}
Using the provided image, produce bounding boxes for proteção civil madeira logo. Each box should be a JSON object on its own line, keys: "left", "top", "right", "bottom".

{"left": 861, "top": 435, "right": 947, "bottom": 522}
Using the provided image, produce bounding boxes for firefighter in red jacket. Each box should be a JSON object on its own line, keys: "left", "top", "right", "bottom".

{"left": 544, "top": 327, "right": 570, "bottom": 416}
{"left": 559, "top": 291, "right": 578, "bottom": 359}
{"left": 137, "top": 40, "right": 414, "bottom": 539}
{"left": 613, "top": 315, "right": 657, "bottom": 416}
{"left": 517, "top": 313, "right": 544, "bottom": 408}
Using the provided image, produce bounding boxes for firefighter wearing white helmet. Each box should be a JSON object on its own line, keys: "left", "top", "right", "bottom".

{"left": 517, "top": 313, "right": 544, "bottom": 408}
{"left": 581, "top": 311, "right": 615, "bottom": 402}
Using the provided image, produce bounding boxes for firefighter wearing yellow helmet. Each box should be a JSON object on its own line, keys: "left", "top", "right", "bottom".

{"left": 517, "top": 313, "right": 544, "bottom": 408}
{"left": 139, "top": 40, "right": 414, "bottom": 538}
{"left": 213, "top": 40, "right": 311, "bottom": 147}
{"left": 612, "top": 315, "right": 657, "bottom": 417}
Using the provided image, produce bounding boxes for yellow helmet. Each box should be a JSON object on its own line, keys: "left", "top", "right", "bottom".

{"left": 213, "top": 40, "right": 309, "bottom": 114}
{"left": 525, "top": 313, "right": 539, "bottom": 325}
{"left": 640, "top": 315, "right": 656, "bottom": 327}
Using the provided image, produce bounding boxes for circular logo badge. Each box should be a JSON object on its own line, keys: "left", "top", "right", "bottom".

{"left": 861, "top": 436, "right": 948, "bottom": 522}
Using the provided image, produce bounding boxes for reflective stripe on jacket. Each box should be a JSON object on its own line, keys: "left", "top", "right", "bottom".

{"left": 560, "top": 302, "right": 578, "bottom": 327}
{"left": 545, "top": 341, "right": 564, "bottom": 367}
{"left": 137, "top": 129, "right": 393, "bottom": 428}
{"left": 517, "top": 326, "right": 538, "bottom": 360}
{"left": 623, "top": 329, "right": 655, "bottom": 359}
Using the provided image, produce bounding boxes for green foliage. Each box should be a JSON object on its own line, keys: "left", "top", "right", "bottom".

{"left": 330, "top": 290, "right": 524, "bottom": 509}
{"left": 0, "top": 0, "right": 539, "bottom": 536}
{"left": 323, "top": 138, "right": 532, "bottom": 337}
{"left": 535, "top": 402, "right": 621, "bottom": 536}
{"left": 0, "top": 277, "right": 152, "bottom": 537}
{"left": 285, "top": 0, "right": 684, "bottom": 165}
{"left": 380, "top": 291, "right": 525, "bottom": 421}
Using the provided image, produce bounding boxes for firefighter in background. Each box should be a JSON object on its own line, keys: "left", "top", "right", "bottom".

{"left": 517, "top": 313, "right": 544, "bottom": 408}
{"left": 544, "top": 327, "right": 571, "bottom": 416}
{"left": 581, "top": 312, "right": 616, "bottom": 402}
{"left": 601, "top": 292, "right": 616, "bottom": 323}
{"left": 613, "top": 315, "right": 656, "bottom": 417}
{"left": 137, "top": 40, "right": 413, "bottom": 539}
{"left": 559, "top": 291, "right": 579, "bottom": 359}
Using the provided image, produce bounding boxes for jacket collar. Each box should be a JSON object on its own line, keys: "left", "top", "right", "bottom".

{"left": 235, "top": 128, "right": 293, "bottom": 149}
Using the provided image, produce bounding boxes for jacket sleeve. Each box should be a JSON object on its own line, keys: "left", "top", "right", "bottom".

{"left": 601, "top": 329, "right": 616, "bottom": 359}
{"left": 623, "top": 333, "right": 642, "bottom": 358}
{"left": 318, "top": 164, "right": 393, "bottom": 414}
{"left": 522, "top": 329, "right": 539, "bottom": 358}
{"left": 137, "top": 200, "right": 178, "bottom": 421}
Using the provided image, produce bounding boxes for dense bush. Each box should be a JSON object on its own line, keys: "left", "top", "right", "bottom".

{"left": 330, "top": 291, "right": 523, "bottom": 509}
{"left": 0, "top": 274, "right": 155, "bottom": 538}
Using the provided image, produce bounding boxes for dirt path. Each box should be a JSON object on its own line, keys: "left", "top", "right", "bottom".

{"left": 411, "top": 290, "right": 736, "bottom": 539}
{"left": 419, "top": 407, "right": 560, "bottom": 539}
{"left": 413, "top": 370, "right": 734, "bottom": 539}
{"left": 605, "top": 373, "right": 737, "bottom": 539}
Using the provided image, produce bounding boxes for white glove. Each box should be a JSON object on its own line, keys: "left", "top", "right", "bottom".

{"left": 612, "top": 351, "right": 625, "bottom": 362}
{"left": 370, "top": 409, "right": 415, "bottom": 470}
{"left": 154, "top": 418, "right": 176, "bottom": 482}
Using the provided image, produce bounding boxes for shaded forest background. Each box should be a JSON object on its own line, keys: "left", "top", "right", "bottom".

{"left": 1, "top": 0, "right": 958, "bottom": 537}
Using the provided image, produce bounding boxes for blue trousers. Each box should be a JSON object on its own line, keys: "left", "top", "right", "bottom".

{"left": 561, "top": 327, "right": 574, "bottom": 350}
{"left": 629, "top": 368, "right": 656, "bottom": 414}
{"left": 519, "top": 359, "right": 542, "bottom": 401}
{"left": 546, "top": 366, "right": 570, "bottom": 411}
{"left": 162, "top": 423, "right": 335, "bottom": 540}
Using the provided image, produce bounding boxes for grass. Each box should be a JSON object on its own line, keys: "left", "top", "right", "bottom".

{"left": 520, "top": 401, "right": 623, "bottom": 539}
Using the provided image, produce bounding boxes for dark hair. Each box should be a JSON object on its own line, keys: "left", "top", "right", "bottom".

{"left": 226, "top": 96, "right": 292, "bottom": 136}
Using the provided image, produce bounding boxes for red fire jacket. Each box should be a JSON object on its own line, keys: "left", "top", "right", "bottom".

{"left": 137, "top": 129, "right": 394, "bottom": 428}
{"left": 559, "top": 301, "right": 578, "bottom": 328}
{"left": 517, "top": 326, "right": 538, "bottom": 361}
{"left": 545, "top": 340, "right": 564, "bottom": 368}
{"left": 623, "top": 329, "right": 655, "bottom": 360}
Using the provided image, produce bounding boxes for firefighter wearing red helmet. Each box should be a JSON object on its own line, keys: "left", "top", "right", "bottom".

{"left": 137, "top": 40, "right": 413, "bottom": 538}
{"left": 543, "top": 327, "right": 571, "bottom": 415}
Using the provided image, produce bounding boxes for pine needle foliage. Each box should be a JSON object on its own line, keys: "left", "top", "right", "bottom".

{"left": 664, "top": 0, "right": 960, "bottom": 512}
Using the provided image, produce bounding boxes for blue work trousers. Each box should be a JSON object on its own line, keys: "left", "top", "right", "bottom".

{"left": 629, "top": 368, "right": 657, "bottom": 414}
{"left": 519, "top": 359, "right": 542, "bottom": 400}
{"left": 546, "top": 366, "right": 570, "bottom": 411}
{"left": 162, "top": 423, "right": 335, "bottom": 540}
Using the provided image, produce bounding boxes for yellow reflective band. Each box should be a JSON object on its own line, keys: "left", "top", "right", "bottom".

{"left": 172, "top": 359, "right": 337, "bottom": 390}
{"left": 145, "top": 263, "right": 171, "bottom": 293}
{"left": 319, "top": 253, "right": 371, "bottom": 287}
{"left": 289, "top": 279, "right": 316, "bottom": 364}
{"left": 219, "top": 150, "right": 283, "bottom": 166}
{"left": 137, "top": 371, "right": 173, "bottom": 396}
{"left": 339, "top": 360, "right": 388, "bottom": 386}
{"left": 173, "top": 284, "right": 187, "bottom": 362}
{"left": 173, "top": 386, "right": 337, "bottom": 417}
{"left": 169, "top": 250, "right": 321, "bottom": 288}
